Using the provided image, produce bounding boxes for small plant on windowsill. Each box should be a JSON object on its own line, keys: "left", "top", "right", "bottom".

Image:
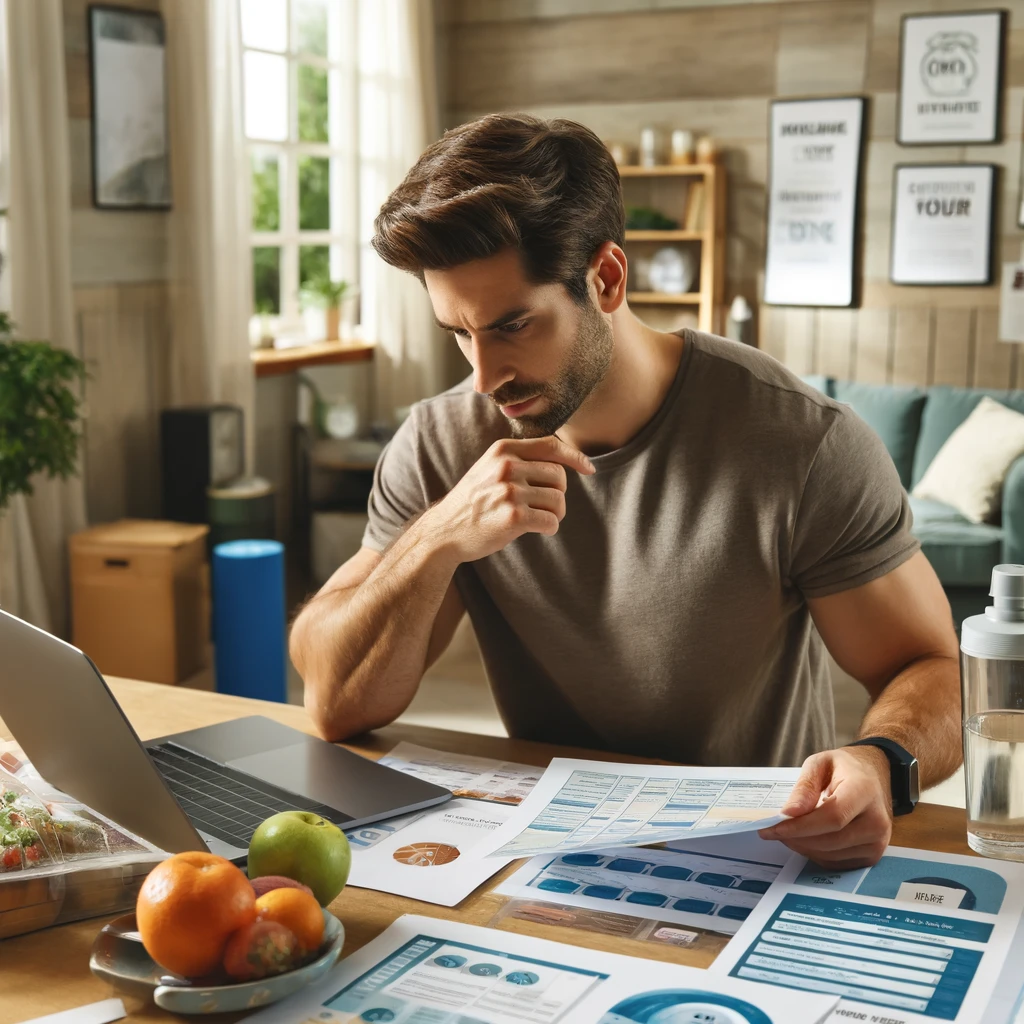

{"left": 300, "top": 275, "right": 351, "bottom": 342}
{"left": 0, "top": 310, "right": 87, "bottom": 512}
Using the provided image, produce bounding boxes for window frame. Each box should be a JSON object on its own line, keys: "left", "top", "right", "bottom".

{"left": 241, "top": 0, "right": 359, "bottom": 332}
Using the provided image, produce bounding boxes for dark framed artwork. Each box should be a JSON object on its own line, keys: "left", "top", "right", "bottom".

{"left": 890, "top": 164, "right": 997, "bottom": 286}
{"left": 88, "top": 5, "right": 171, "bottom": 210}
{"left": 763, "top": 96, "right": 867, "bottom": 308}
{"left": 897, "top": 9, "right": 1006, "bottom": 146}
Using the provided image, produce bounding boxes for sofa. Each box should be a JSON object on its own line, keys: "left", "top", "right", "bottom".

{"left": 802, "top": 377, "right": 1024, "bottom": 628}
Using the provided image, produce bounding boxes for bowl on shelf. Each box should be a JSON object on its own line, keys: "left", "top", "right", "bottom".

{"left": 89, "top": 908, "right": 344, "bottom": 1014}
{"left": 648, "top": 247, "right": 696, "bottom": 295}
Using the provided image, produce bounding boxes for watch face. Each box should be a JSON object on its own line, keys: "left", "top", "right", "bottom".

{"left": 909, "top": 758, "right": 921, "bottom": 804}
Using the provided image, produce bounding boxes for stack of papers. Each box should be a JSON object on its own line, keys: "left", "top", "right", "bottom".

{"left": 243, "top": 914, "right": 840, "bottom": 1024}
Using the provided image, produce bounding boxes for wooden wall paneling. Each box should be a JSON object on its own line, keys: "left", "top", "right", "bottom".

{"left": 758, "top": 303, "right": 786, "bottom": 362}
{"left": 446, "top": 7, "right": 781, "bottom": 111}
{"left": 817, "top": 308, "right": 858, "bottom": 380}
{"left": 774, "top": 1, "right": 871, "bottom": 97}
{"left": 782, "top": 307, "right": 816, "bottom": 375}
{"left": 76, "top": 283, "right": 170, "bottom": 524}
{"left": 891, "top": 307, "right": 932, "bottom": 386}
{"left": 931, "top": 308, "right": 974, "bottom": 387}
{"left": 852, "top": 307, "right": 892, "bottom": 383}
{"left": 973, "top": 307, "right": 1015, "bottom": 388}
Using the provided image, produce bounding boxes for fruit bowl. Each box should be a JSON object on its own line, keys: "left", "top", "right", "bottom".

{"left": 89, "top": 908, "right": 344, "bottom": 1014}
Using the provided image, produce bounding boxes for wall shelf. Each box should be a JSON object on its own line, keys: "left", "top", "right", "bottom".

{"left": 251, "top": 339, "right": 376, "bottom": 377}
{"left": 628, "top": 292, "right": 702, "bottom": 305}
{"left": 624, "top": 230, "right": 706, "bottom": 242}
{"left": 618, "top": 163, "right": 717, "bottom": 177}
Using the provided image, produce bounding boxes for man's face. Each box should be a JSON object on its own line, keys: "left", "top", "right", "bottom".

{"left": 424, "top": 248, "right": 613, "bottom": 438}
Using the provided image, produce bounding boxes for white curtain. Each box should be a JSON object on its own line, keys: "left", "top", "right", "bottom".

{"left": 162, "top": 0, "right": 255, "bottom": 471}
{"left": 358, "top": 0, "right": 448, "bottom": 421}
{"left": 0, "top": 0, "right": 87, "bottom": 636}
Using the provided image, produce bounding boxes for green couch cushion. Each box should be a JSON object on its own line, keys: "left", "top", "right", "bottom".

{"left": 910, "top": 496, "right": 1003, "bottom": 586}
{"left": 832, "top": 381, "right": 927, "bottom": 490}
{"left": 799, "top": 374, "right": 833, "bottom": 397}
{"left": 912, "top": 387, "right": 1024, "bottom": 489}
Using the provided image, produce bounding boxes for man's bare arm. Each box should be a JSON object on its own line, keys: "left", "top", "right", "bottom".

{"left": 290, "top": 436, "right": 595, "bottom": 742}
{"left": 761, "top": 551, "right": 961, "bottom": 868}
{"left": 291, "top": 531, "right": 466, "bottom": 742}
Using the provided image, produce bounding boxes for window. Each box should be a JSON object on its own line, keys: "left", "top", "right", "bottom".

{"left": 240, "top": 0, "right": 358, "bottom": 330}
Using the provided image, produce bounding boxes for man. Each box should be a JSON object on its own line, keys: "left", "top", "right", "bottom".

{"left": 291, "top": 114, "right": 962, "bottom": 869}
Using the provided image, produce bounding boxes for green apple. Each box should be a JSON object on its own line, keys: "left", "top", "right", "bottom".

{"left": 247, "top": 811, "right": 351, "bottom": 906}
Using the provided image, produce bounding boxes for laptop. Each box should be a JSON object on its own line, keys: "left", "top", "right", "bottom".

{"left": 0, "top": 609, "right": 451, "bottom": 863}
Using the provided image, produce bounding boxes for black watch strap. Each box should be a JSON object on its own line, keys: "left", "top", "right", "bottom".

{"left": 847, "top": 737, "right": 920, "bottom": 816}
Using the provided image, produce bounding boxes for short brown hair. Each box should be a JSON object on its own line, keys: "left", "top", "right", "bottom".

{"left": 372, "top": 114, "right": 624, "bottom": 304}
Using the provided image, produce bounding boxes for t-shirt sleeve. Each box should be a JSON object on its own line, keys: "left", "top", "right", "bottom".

{"left": 362, "top": 406, "right": 431, "bottom": 552}
{"left": 789, "top": 406, "right": 921, "bottom": 599}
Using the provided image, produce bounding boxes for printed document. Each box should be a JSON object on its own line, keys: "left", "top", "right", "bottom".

{"left": 377, "top": 743, "right": 541, "bottom": 805}
{"left": 242, "top": 913, "right": 840, "bottom": 1024}
{"left": 477, "top": 759, "right": 800, "bottom": 858}
{"left": 497, "top": 831, "right": 792, "bottom": 935}
{"left": 345, "top": 798, "right": 517, "bottom": 907}
{"left": 710, "top": 845, "right": 1024, "bottom": 1023}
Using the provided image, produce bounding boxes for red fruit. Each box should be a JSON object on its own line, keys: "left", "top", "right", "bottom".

{"left": 222, "top": 920, "right": 302, "bottom": 981}
{"left": 1, "top": 846, "right": 21, "bottom": 869}
{"left": 249, "top": 875, "right": 316, "bottom": 901}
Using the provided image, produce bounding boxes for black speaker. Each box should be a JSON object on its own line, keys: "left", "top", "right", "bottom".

{"left": 161, "top": 406, "right": 244, "bottom": 523}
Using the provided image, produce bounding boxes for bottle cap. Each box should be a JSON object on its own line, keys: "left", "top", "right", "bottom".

{"left": 961, "top": 565, "right": 1024, "bottom": 659}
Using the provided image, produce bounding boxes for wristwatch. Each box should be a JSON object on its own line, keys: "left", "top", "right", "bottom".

{"left": 847, "top": 737, "right": 920, "bottom": 816}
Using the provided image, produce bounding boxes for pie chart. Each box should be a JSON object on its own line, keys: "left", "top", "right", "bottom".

{"left": 392, "top": 842, "right": 461, "bottom": 866}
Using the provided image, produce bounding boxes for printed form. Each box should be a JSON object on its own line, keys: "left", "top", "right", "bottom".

{"left": 710, "top": 845, "right": 1024, "bottom": 1024}
{"left": 241, "top": 914, "right": 840, "bottom": 1024}
{"left": 478, "top": 759, "right": 800, "bottom": 859}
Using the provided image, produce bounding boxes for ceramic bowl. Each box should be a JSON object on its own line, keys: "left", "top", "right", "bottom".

{"left": 89, "top": 909, "right": 344, "bottom": 1014}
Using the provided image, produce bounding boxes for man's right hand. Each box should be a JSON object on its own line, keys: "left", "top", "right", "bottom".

{"left": 421, "top": 436, "right": 595, "bottom": 563}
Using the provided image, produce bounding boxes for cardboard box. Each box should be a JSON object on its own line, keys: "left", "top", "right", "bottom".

{"left": 69, "top": 519, "right": 209, "bottom": 685}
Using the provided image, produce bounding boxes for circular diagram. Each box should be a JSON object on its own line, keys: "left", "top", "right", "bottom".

{"left": 433, "top": 955, "right": 468, "bottom": 969}
{"left": 468, "top": 962, "right": 503, "bottom": 977}
{"left": 392, "top": 842, "right": 461, "bottom": 867}
{"left": 505, "top": 971, "right": 540, "bottom": 986}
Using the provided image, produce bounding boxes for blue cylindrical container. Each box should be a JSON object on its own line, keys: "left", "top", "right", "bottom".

{"left": 212, "top": 539, "right": 287, "bottom": 703}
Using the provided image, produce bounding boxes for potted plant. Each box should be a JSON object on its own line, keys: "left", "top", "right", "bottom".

{"left": 0, "top": 311, "right": 87, "bottom": 511}
{"left": 301, "top": 275, "right": 351, "bottom": 342}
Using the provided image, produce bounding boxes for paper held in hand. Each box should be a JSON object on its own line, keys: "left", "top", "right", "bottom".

{"left": 476, "top": 759, "right": 800, "bottom": 859}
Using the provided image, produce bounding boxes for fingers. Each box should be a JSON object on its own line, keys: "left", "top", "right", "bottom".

{"left": 517, "top": 484, "right": 566, "bottom": 519}
{"left": 777, "top": 810, "right": 889, "bottom": 853}
{"left": 780, "top": 754, "right": 834, "bottom": 818}
{"left": 514, "top": 460, "right": 568, "bottom": 491}
{"left": 785, "top": 841, "right": 888, "bottom": 870}
{"left": 493, "top": 436, "right": 595, "bottom": 475}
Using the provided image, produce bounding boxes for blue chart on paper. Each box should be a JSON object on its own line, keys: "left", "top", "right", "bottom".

{"left": 728, "top": 892, "right": 990, "bottom": 1021}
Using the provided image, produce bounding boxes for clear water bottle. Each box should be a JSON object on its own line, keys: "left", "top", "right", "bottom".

{"left": 961, "top": 565, "right": 1024, "bottom": 860}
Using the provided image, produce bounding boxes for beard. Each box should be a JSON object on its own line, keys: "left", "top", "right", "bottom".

{"left": 490, "top": 300, "right": 613, "bottom": 439}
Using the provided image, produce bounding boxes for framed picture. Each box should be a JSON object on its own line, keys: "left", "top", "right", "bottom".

{"left": 897, "top": 10, "right": 1006, "bottom": 146}
{"left": 88, "top": 5, "right": 171, "bottom": 210}
{"left": 890, "top": 164, "right": 997, "bottom": 286}
{"left": 763, "top": 96, "right": 866, "bottom": 308}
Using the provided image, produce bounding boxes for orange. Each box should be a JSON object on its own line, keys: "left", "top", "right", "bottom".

{"left": 136, "top": 851, "right": 256, "bottom": 978}
{"left": 254, "top": 887, "right": 324, "bottom": 953}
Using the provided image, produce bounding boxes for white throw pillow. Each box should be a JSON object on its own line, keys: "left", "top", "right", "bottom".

{"left": 912, "top": 397, "right": 1024, "bottom": 524}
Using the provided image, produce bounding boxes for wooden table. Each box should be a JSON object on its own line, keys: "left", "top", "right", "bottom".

{"left": 0, "top": 680, "right": 971, "bottom": 1024}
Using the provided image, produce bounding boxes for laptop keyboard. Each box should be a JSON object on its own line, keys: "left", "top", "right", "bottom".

{"left": 148, "top": 742, "right": 352, "bottom": 849}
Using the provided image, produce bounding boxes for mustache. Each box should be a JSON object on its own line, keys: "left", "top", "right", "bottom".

{"left": 490, "top": 383, "right": 545, "bottom": 407}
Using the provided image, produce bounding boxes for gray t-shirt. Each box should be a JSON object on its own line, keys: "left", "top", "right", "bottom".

{"left": 362, "top": 330, "right": 919, "bottom": 767}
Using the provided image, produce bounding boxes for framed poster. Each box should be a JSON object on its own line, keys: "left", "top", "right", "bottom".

{"left": 88, "top": 5, "right": 171, "bottom": 209}
{"left": 763, "top": 96, "right": 866, "bottom": 308}
{"left": 897, "top": 10, "right": 1006, "bottom": 146}
{"left": 890, "top": 164, "right": 996, "bottom": 286}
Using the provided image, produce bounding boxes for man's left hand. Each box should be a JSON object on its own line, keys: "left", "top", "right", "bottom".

{"left": 758, "top": 746, "right": 893, "bottom": 869}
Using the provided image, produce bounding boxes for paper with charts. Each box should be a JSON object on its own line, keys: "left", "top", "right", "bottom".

{"left": 241, "top": 914, "right": 839, "bottom": 1024}
{"left": 710, "top": 845, "right": 1024, "bottom": 1023}
{"left": 477, "top": 759, "right": 800, "bottom": 859}
{"left": 344, "top": 798, "right": 518, "bottom": 906}
{"left": 377, "top": 743, "right": 542, "bottom": 805}
{"left": 496, "top": 831, "right": 793, "bottom": 935}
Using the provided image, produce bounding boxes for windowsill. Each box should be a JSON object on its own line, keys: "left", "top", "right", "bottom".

{"left": 251, "top": 338, "right": 376, "bottom": 377}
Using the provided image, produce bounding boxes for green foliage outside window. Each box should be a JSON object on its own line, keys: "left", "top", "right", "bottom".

{"left": 0, "top": 312, "right": 87, "bottom": 510}
{"left": 253, "top": 247, "right": 281, "bottom": 314}
{"left": 251, "top": 154, "right": 280, "bottom": 232}
{"left": 298, "top": 64, "right": 328, "bottom": 142}
{"left": 299, "top": 156, "right": 330, "bottom": 230}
